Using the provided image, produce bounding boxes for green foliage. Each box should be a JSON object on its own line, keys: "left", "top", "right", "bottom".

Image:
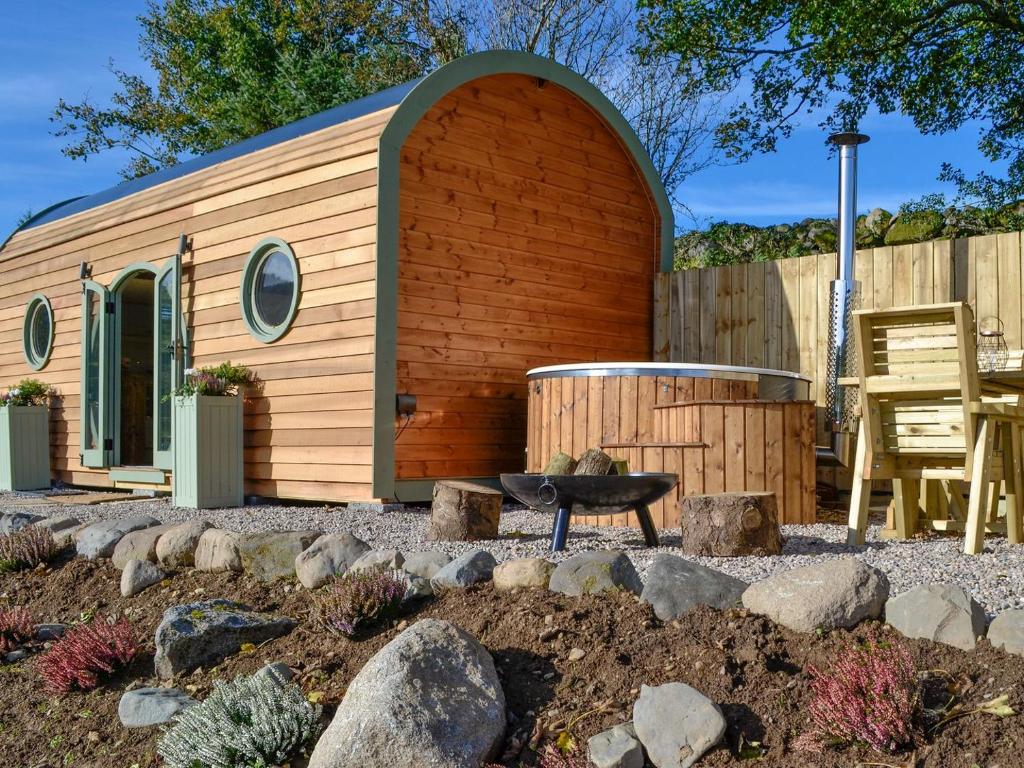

{"left": 639, "top": 0, "right": 1024, "bottom": 205}
{"left": 157, "top": 668, "right": 322, "bottom": 768}
{"left": 52, "top": 0, "right": 447, "bottom": 179}
{"left": 173, "top": 361, "right": 252, "bottom": 398}
{"left": 675, "top": 197, "right": 1024, "bottom": 269}
{"left": 0, "top": 379, "right": 53, "bottom": 407}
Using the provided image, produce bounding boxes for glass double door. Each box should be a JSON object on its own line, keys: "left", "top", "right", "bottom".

{"left": 81, "top": 257, "right": 183, "bottom": 470}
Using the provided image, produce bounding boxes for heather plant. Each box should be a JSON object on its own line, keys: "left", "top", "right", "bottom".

{"left": 797, "top": 631, "right": 919, "bottom": 754}
{"left": 36, "top": 616, "right": 139, "bottom": 693}
{"left": 0, "top": 526, "right": 58, "bottom": 572}
{"left": 0, "top": 606, "right": 33, "bottom": 653}
{"left": 311, "top": 567, "right": 406, "bottom": 637}
{"left": 0, "top": 378, "right": 52, "bottom": 407}
{"left": 172, "top": 361, "right": 252, "bottom": 398}
{"left": 157, "top": 667, "right": 322, "bottom": 768}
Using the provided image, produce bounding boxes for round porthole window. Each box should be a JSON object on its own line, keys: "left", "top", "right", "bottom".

{"left": 22, "top": 293, "right": 54, "bottom": 370}
{"left": 241, "top": 237, "right": 300, "bottom": 342}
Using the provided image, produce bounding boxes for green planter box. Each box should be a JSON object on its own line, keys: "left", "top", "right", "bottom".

{"left": 0, "top": 405, "right": 51, "bottom": 492}
{"left": 172, "top": 394, "right": 244, "bottom": 508}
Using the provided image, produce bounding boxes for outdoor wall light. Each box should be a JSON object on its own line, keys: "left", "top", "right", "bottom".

{"left": 78, "top": 261, "right": 92, "bottom": 280}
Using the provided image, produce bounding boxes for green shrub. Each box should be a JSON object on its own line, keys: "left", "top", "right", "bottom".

{"left": 157, "top": 668, "right": 322, "bottom": 768}
{"left": 0, "top": 378, "right": 52, "bottom": 407}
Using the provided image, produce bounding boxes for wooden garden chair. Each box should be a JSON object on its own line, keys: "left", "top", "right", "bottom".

{"left": 846, "top": 302, "right": 1024, "bottom": 554}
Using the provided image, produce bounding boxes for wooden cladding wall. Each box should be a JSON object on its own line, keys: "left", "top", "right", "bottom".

{"left": 525, "top": 373, "right": 758, "bottom": 472}
{"left": 654, "top": 234, "right": 1024, "bottom": 479}
{"left": 0, "top": 107, "right": 396, "bottom": 501}
{"left": 395, "top": 73, "right": 662, "bottom": 482}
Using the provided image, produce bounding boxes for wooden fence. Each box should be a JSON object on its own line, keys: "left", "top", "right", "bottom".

{"left": 653, "top": 231, "right": 1024, "bottom": 478}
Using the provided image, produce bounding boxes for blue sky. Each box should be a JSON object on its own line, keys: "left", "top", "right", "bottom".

{"left": 0, "top": 1, "right": 1008, "bottom": 238}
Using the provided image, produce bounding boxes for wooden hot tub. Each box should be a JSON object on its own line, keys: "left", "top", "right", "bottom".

{"left": 525, "top": 362, "right": 815, "bottom": 527}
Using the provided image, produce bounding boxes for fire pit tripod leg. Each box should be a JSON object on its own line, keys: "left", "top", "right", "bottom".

{"left": 635, "top": 504, "right": 660, "bottom": 547}
{"left": 551, "top": 504, "right": 571, "bottom": 552}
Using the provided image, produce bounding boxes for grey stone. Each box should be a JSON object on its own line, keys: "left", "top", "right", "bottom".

{"left": 111, "top": 525, "right": 176, "bottom": 570}
{"left": 118, "top": 687, "right": 195, "bottom": 728}
{"left": 237, "top": 531, "right": 321, "bottom": 582}
{"left": 401, "top": 551, "right": 452, "bottom": 580}
{"left": 35, "top": 624, "right": 66, "bottom": 641}
{"left": 350, "top": 549, "right": 405, "bottom": 573}
{"left": 308, "top": 619, "right": 505, "bottom": 768}
{"left": 153, "top": 599, "right": 296, "bottom": 678}
{"left": 194, "top": 529, "right": 242, "bottom": 573}
{"left": 549, "top": 550, "right": 643, "bottom": 596}
{"left": 641, "top": 555, "right": 748, "bottom": 620}
{"left": 493, "top": 557, "right": 555, "bottom": 591}
{"left": 430, "top": 549, "right": 496, "bottom": 591}
{"left": 34, "top": 515, "right": 81, "bottom": 535}
{"left": 257, "top": 661, "right": 295, "bottom": 684}
{"left": 346, "top": 501, "right": 405, "bottom": 514}
{"left": 4, "top": 649, "right": 28, "bottom": 663}
{"left": 0, "top": 512, "right": 44, "bottom": 534}
{"left": 121, "top": 558, "right": 167, "bottom": 598}
{"left": 588, "top": 723, "right": 644, "bottom": 768}
{"left": 156, "top": 520, "right": 212, "bottom": 569}
{"left": 988, "top": 610, "right": 1024, "bottom": 656}
{"left": 54, "top": 522, "right": 90, "bottom": 548}
{"left": 403, "top": 575, "right": 433, "bottom": 602}
{"left": 633, "top": 683, "right": 726, "bottom": 768}
{"left": 742, "top": 558, "right": 889, "bottom": 633}
{"left": 294, "top": 532, "right": 371, "bottom": 589}
{"left": 886, "top": 583, "right": 986, "bottom": 651}
{"left": 76, "top": 516, "right": 162, "bottom": 559}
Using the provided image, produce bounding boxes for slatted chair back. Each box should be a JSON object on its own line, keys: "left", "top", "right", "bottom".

{"left": 853, "top": 302, "right": 979, "bottom": 474}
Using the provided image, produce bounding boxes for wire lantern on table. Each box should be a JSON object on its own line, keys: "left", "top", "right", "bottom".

{"left": 977, "top": 317, "right": 1009, "bottom": 373}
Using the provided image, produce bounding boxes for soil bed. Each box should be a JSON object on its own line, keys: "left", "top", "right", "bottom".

{"left": 0, "top": 554, "right": 1020, "bottom": 768}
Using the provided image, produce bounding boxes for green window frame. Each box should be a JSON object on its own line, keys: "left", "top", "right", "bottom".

{"left": 22, "top": 293, "right": 54, "bottom": 370}
{"left": 240, "top": 237, "right": 301, "bottom": 343}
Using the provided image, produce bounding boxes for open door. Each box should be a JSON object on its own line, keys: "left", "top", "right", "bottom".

{"left": 153, "top": 255, "right": 183, "bottom": 470}
{"left": 80, "top": 280, "right": 111, "bottom": 468}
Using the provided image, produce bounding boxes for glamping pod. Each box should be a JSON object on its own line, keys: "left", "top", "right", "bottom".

{"left": 0, "top": 51, "right": 672, "bottom": 504}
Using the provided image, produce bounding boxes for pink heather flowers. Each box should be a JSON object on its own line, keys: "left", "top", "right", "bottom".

{"left": 798, "top": 630, "right": 919, "bottom": 754}
{"left": 0, "top": 606, "right": 33, "bottom": 654}
{"left": 0, "top": 526, "right": 58, "bottom": 572}
{"left": 36, "top": 617, "right": 139, "bottom": 693}
{"left": 311, "top": 567, "right": 406, "bottom": 637}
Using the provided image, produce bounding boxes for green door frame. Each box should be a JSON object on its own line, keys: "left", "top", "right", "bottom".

{"left": 80, "top": 280, "right": 112, "bottom": 468}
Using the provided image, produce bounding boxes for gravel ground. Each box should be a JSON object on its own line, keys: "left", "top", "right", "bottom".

{"left": 3, "top": 490, "right": 1023, "bottom": 616}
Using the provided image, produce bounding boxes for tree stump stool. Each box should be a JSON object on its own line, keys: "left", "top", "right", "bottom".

{"left": 428, "top": 481, "right": 502, "bottom": 541}
{"left": 680, "top": 492, "right": 783, "bottom": 557}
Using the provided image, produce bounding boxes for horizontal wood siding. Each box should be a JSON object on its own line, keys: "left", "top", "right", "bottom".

{"left": 0, "top": 107, "right": 395, "bottom": 501}
{"left": 395, "top": 73, "right": 661, "bottom": 481}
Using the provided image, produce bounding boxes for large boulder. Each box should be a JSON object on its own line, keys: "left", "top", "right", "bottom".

{"left": 76, "top": 516, "right": 162, "bottom": 559}
{"left": 238, "top": 531, "right": 321, "bottom": 582}
{"left": 549, "top": 551, "right": 642, "bottom": 596}
{"left": 350, "top": 549, "right": 404, "bottom": 573}
{"left": 34, "top": 515, "right": 82, "bottom": 535}
{"left": 988, "top": 610, "right": 1024, "bottom": 656}
{"left": 294, "top": 532, "right": 371, "bottom": 590}
{"left": 632, "top": 683, "right": 726, "bottom": 768}
{"left": 154, "top": 599, "right": 295, "bottom": 678}
{"left": 680, "top": 492, "right": 782, "bottom": 557}
{"left": 121, "top": 558, "right": 166, "bottom": 598}
{"left": 111, "top": 524, "right": 176, "bottom": 570}
{"left": 742, "top": 558, "right": 888, "bottom": 633}
{"left": 884, "top": 209, "right": 945, "bottom": 245}
{"left": 118, "top": 687, "right": 195, "bottom": 728}
{"left": 641, "top": 555, "right": 748, "bottom": 620}
{"left": 588, "top": 722, "right": 644, "bottom": 768}
{"left": 156, "top": 521, "right": 212, "bottom": 569}
{"left": 886, "top": 583, "right": 986, "bottom": 651}
{"left": 402, "top": 551, "right": 452, "bottom": 580}
{"left": 194, "top": 529, "right": 242, "bottom": 573}
{"left": 308, "top": 619, "right": 505, "bottom": 768}
{"left": 0, "top": 512, "right": 44, "bottom": 534}
{"left": 493, "top": 558, "right": 555, "bottom": 591}
{"left": 429, "top": 549, "right": 496, "bottom": 591}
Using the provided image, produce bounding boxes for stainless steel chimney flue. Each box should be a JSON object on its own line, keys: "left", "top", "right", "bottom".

{"left": 818, "top": 132, "right": 869, "bottom": 467}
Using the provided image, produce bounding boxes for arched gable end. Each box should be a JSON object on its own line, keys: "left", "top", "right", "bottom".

{"left": 371, "top": 51, "right": 674, "bottom": 499}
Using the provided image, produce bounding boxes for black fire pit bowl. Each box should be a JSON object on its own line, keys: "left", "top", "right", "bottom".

{"left": 500, "top": 472, "right": 678, "bottom": 552}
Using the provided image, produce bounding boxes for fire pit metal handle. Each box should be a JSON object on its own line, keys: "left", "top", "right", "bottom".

{"left": 537, "top": 477, "right": 559, "bottom": 506}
